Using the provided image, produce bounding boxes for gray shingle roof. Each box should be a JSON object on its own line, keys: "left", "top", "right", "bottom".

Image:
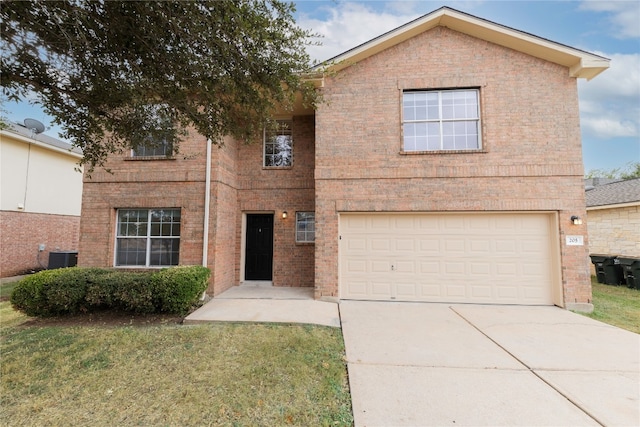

{"left": 3, "top": 121, "right": 83, "bottom": 155}
{"left": 586, "top": 178, "right": 640, "bottom": 207}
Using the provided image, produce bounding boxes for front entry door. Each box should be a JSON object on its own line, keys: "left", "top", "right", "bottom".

{"left": 245, "top": 214, "right": 274, "bottom": 281}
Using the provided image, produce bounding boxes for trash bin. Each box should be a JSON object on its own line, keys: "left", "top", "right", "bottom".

{"left": 616, "top": 257, "right": 640, "bottom": 290}
{"left": 589, "top": 254, "right": 624, "bottom": 285}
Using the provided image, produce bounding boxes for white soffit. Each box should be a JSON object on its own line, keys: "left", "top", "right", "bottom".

{"left": 319, "top": 7, "right": 609, "bottom": 80}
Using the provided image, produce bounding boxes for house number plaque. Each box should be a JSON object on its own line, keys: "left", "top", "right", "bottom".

{"left": 566, "top": 235, "right": 584, "bottom": 246}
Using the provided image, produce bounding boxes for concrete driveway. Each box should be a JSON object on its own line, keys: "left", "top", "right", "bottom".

{"left": 340, "top": 301, "right": 639, "bottom": 426}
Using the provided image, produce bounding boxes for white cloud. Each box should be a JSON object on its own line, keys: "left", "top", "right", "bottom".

{"left": 578, "top": 52, "right": 640, "bottom": 139}
{"left": 579, "top": 1, "right": 640, "bottom": 38}
{"left": 298, "top": 2, "right": 421, "bottom": 63}
{"left": 298, "top": 2, "right": 638, "bottom": 143}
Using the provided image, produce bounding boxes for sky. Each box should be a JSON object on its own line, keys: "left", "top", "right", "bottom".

{"left": 3, "top": 0, "right": 639, "bottom": 175}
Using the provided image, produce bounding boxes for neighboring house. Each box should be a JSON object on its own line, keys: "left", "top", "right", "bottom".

{"left": 78, "top": 7, "right": 609, "bottom": 311}
{"left": 0, "top": 121, "right": 83, "bottom": 277}
{"left": 586, "top": 178, "right": 640, "bottom": 264}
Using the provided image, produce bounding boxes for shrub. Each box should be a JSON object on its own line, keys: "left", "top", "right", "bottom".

{"left": 112, "top": 272, "right": 157, "bottom": 314}
{"left": 10, "top": 266, "right": 210, "bottom": 317}
{"left": 10, "top": 269, "right": 67, "bottom": 316}
{"left": 44, "top": 268, "right": 110, "bottom": 314}
{"left": 153, "top": 265, "right": 210, "bottom": 313}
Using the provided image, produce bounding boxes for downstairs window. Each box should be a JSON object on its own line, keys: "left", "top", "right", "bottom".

{"left": 115, "top": 208, "right": 180, "bottom": 267}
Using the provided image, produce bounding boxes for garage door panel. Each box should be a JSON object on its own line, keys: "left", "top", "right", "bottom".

{"left": 416, "top": 237, "right": 440, "bottom": 255}
{"left": 371, "top": 282, "right": 392, "bottom": 297}
{"left": 469, "top": 239, "right": 491, "bottom": 253}
{"left": 419, "top": 261, "right": 441, "bottom": 274}
{"left": 470, "top": 262, "right": 491, "bottom": 275}
{"left": 396, "top": 261, "right": 415, "bottom": 274}
{"left": 396, "top": 239, "right": 415, "bottom": 252}
{"left": 396, "top": 283, "right": 417, "bottom": 298}
{"left": 340, "top": 213, "right": 556, "bottom": 305}
{"left": 471, "top": 285, "right": 493, "bottom": 299}
{"left": 445, "top": 239, "right": 466, "bottom": 253}
{"left": 371, "top": 239, "right": 391, "bottom": 252}
{"left": 371, "top": 260, "right": 391, "bottom": 272}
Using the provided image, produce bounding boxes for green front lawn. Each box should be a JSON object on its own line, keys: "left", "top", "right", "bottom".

{"left": 580, "top": 277, "right": 640, "bottom": 334}
{"left": 0, "top": 302, "right": 353, "bottom": 426}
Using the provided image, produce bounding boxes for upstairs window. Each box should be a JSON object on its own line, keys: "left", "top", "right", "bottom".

{"left": 132, "top": 138, "right": 173, "bottom": 157}
{"left": 115, "top": 209, "right": 180, "bottom": 267}
{"left": 264, "top": 120, "right": 292, "bottom": 167}
{"left": 403, "top": 89, "right": 480, "bottom": 152}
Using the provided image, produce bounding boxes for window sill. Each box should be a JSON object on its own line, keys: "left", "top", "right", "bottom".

{"left": 125, "top": 156, "right": 176, "bottom": 161}
{"left": 295, "top": 241, "right": 315, "bottom": 246}
{"left": 400, "top": 149, "right": 486, "bottom": 155}
{"left": 263, "top": 166, "right": 293, "bottom": 170}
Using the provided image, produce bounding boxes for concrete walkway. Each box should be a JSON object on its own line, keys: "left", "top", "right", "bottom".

{"left": 341, "top": 301, "right": 640, "bottom": 427}
{"left": 184, "top": 285, "right": 340, "bottom": 327}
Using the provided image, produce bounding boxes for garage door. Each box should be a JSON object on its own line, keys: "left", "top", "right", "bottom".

{"left": 339, "top": 213, "right": 558, "bottom": 305}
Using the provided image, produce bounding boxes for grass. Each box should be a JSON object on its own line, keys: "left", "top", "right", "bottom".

{"left": 580, "top": 277, "right": 640, "bottom": 334}
{"left": 0, "top": 280, "right": 19, "bottom": 300}
{"left": 0, "top": 302, "right": 353, "bottom": 426}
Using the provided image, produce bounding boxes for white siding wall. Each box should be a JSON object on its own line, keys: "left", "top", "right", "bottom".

{"left": 0, "top": 133, "right": 83, "bottom": 216}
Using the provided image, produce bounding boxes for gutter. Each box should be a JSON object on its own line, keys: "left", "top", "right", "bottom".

{"left": 202, "top": 138, "right": 212, "bottom": 268}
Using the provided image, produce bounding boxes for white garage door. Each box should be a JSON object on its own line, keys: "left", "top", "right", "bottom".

{"left": 340, "top": 213, "right": 558, "bottom": 305}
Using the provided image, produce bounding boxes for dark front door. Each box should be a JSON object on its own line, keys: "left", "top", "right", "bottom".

{"left": 245, "top": 214, "right": 274, "bottom": 280}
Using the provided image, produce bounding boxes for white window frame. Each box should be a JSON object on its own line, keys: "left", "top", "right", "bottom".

{"left": 295, "top": 212, "right": 315, "bottom": 243}
{"left": 402, "top": 89, "right": 481, "bottom": 152}
{"left": 263, "top": 119, "right": 293, "bottom": 167}
{"left": 115, "top": 208, "right": 181, "bottom": 267}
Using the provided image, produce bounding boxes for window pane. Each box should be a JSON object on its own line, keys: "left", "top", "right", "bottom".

{"left": 117, "top": 210, "right": 147, "bottom": 236}
{"left": 116, "top": 238, "right": 147, "bottom": 266}
{"left": 133, "top": 139, "right": 171, "bottom": 157}
{"left": 116, "top": 208, "right": 180, "bottom": 267}
{"left": 403, "top": 89, "right": 479, "bottom": 152}
{"left": 149, "top": 238, "right": 180, "bottom": 266}
{"left": 296, "top": 212, "right": 315, "bottom": 242}
{"left": 264, "top": 120, "right": 292, "bottom": 167}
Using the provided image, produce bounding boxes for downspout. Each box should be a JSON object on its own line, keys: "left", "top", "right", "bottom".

{"left": 202, "top": 138, "right": 212, "bottom": 298}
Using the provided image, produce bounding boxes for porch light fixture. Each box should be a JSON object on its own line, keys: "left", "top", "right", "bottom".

{"left": 282, "top": 211, "right": 288, "bottom": 219}
{"left": 570, "top": 215, "right": 582, "bottom": 225}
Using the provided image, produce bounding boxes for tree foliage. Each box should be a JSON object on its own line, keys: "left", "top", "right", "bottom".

{"left": 585, "top": 162, "right": 640, "bottom": 180}
{"left": 1, "top": 0, "right": 319, "bottom": 171}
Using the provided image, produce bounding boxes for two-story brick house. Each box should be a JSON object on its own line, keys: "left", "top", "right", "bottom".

{"left": 78, "top": 7, "right": 609, "bottom": 311}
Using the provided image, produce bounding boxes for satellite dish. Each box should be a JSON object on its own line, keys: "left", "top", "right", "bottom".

{"left": 23, "top": 118, "right": 45, "bottom": 134}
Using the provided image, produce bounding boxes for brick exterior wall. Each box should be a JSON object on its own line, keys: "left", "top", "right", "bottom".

{"left": 79, "top": 116, "right": 316, "bottom": 294}
{"left": 587, "top": 206, "right": 640, "bottom": 274}
{"left": 78, "top": 25, "right": 593, "bottom": 308}
{"left": 314, "top": 27, "right": 591, "bottom": 306}
{"left": 236, "top": 115, "right": 316, "bottom": 288}
{"left": 1, "top": 211, "right": 80, "bottom": 277}
{"left": 78, "top": 132, "right": 209, "bottom": 273}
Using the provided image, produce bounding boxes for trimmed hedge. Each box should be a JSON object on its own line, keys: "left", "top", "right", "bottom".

{"left": 10, "top": 266, "right": 210, "bottom": 317}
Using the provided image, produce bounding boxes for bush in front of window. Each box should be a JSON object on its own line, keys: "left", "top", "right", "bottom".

{"left": 10, "top": 266, "right": 210, "bottom": 317}
{"left": 152, "top": 265, "right": 210, "bottom": 314}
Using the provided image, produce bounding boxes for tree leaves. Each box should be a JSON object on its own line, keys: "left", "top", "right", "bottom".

{"left": 1, "top": 0, "right": 319, "bottom": 172}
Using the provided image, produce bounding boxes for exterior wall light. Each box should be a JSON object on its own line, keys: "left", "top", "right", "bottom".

{"left": 282, "top": 211, "right": 288, "bottom": 219}
{"left": 570, "top": 215, "right": 582, "bottom": 225}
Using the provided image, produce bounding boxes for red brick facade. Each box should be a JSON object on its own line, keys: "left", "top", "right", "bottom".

{"left": 78, "top": 22, "right": 594, "bottom": 307}
{"left": 79, "top": 116, "right": 315, "bottom": 295}
{"left": 1, "top": 211, "right": 80, "bottom": 277}
{"left": 314, "top": 27, "right": 590, "bottom": 304}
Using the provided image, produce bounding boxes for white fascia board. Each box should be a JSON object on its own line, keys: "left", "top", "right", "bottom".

{"left": 316, "top": 7, "right": 610, "bottom": 80}
{"left": 587, "top": 201, "right": 640, "bottom": 211}
{"left": 0, "top": 130, "right": 83, "bottom": 160}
